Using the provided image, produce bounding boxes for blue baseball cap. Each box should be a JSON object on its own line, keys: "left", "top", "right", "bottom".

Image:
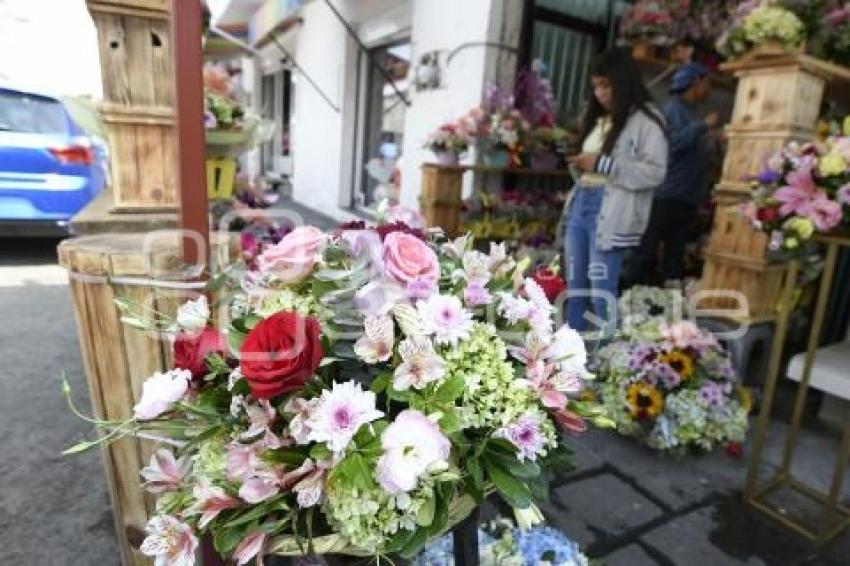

{"left": 670, "top": 63, "right": 709, "bottom": 93}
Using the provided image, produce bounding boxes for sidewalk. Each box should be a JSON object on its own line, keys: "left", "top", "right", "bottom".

{"left": 544, "top": 425, "right": 850, "bottom": 565}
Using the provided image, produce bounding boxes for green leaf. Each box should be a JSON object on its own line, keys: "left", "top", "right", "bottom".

{"left": 309, "top": 443, "right": 332, "bottom": 462}
{"left": 398, "top": 527, "right": 430, "bottom": 559}
{"left": 483, "top": 456, "right": 532, "bottom": 509}
{"left": 329, "top": 453, "right": 373, "bottom": 490}
{"left": 428, "top": 484, "right": 450, "bottom": 535}
{"left": 416, "top": 494, "right": 436, "bottom": 527}
{"left": 370, "top": 372, "right": 391, "bottom": 394}
{"left": 434, "top": 374, "right": 465, "bottom": 403}
{"left": 224, "top": 496, "right": 287, "bottom": 529}
{"left": 383, "top": 527, "right": 415, "bottom": 554}
{"left": 387, "top": 385, "right": 410, "bottom": 402}
{"left": 212, "top": 522, "right": 250, "bottom": 555}
{"left": 438, "top": 409, "right": 461, "bottom": 434}
{"left": 62, "top": 440, "right": 100, "bottom": 455}
{"left": 263, "top": 447, "right": 309, "bottom": 467}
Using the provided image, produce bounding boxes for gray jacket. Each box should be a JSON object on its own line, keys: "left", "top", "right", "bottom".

{"left": 564, "top": 108, "right": 668, "bottom": 251}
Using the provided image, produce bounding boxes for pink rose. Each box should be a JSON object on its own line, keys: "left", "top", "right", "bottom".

{"left": 382, "top": 232, "right": 439, "bottom": 287}
{"left": 257, "top": 226, "right": 325, "bottom": 282}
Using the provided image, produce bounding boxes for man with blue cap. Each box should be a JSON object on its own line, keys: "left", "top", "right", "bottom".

{"left": 632, "top": 62, "right": 718, "bottom": 288}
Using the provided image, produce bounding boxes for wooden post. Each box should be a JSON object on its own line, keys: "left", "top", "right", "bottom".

{"left": 171, "top": 0, "right": 209, "bottom": 267}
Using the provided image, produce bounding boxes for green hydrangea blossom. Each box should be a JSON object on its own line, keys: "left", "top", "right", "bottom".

{"left": 323, "top": 482, "right": 432, "bottom": 552}
{"left": 255, "top": 289, "right": 324, "bottom": 319}
{"left": 441, "top": 324, "right": 535, "bottom": 430}
{"left": 742, "top": 7, "right": 804, "bottom": 47}
{"left": 193, "top": 437, "right": 227, "bottom": 484}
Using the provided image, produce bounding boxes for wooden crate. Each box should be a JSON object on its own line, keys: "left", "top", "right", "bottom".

{"left": 704, "top": 206, "right": 768, "bottom": 261}
{"left": 717, "top": 128, "right": 806, "bottom": 195}
{"left": 58, "top": 232, "right": 236, "bottom": 566}
{"left": 87, "top": 1, "right": 173, "bottom": 107}
{"left": 697, "top": 254, "right": 791, "bottom": 321}
{"left": 728, "top": 68, "right": 824, "bottom": 133}
{"left": 101, "top": 103, "right": 177, "bottom": 210}
{"left": 420, "top": 164, "right": 463, "bottom": 235}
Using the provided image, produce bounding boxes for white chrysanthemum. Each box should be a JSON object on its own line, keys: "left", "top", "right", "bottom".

{"left": 393, "top": 337, "right": 445, "bottom": 390}
{"left": 417, "top": 294, "right": 474, "bottom": 346}
{"left": 353, "top": 315, "right": 394, "bottom": 364}
{"left": 175, "top": 295, "right": 209, "bottom": 331}
{"left": 306, "top": 382, "right": 384, "bottom": 453}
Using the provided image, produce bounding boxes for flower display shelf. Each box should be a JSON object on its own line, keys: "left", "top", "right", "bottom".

{"left": 745, "top": 231, "right": 850, "bottom": 545}
{"left": 419, "top": 164, "right": 572, "bottom": 236}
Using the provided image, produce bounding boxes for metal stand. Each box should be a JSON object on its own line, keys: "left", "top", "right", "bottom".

{"left": 745, "top": 233, "right": 850, "bottom": 545}
{"left": 452, "top": 507, "right": 481, "bottom": 565}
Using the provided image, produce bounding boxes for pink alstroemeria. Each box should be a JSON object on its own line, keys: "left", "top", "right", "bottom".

{"left": 187, "top": 482, "right": 241, "bottom": 528}
{"left": 773, "top": 164, "right": 818, "bottom": 217}
{"left": 140, "top": 449, "right": 191, "bottom": 494}
{"left": 525, "top": 360, "right": 583, "bottom": 411}
{"left": 238, "top": 471, "right": 285, "bottom": 504}
{"left": 281, "top": 458, "right": 329, "bottom": 508}
{"left": 800, "top": 194, "right": 843, "bottom": 232}
{"left": 139, "top": 515, "right": 198, "bottom": 566}
{"left": 241, "top": 398, "right": 286, "bottom": 449}
{"left": 233, "top": 531, "right": 267, "bottom": 566}
{"left": 552, "top": 408, "right": 587, "bottom": 435}
{"left": 226, "top": 443, "right": 264, "bottom": 482}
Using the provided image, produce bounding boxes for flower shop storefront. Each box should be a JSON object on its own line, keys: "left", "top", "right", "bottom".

{"left": 57, "top": 1, "right": 850, "bottom": 566}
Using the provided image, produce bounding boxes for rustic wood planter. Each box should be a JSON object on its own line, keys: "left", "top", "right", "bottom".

{"left": 58, "top": 232, "right": 236, "bottom": 566}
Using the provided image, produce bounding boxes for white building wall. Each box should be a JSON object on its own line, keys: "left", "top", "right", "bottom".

{"left": 398, "top": 0, "right": 522, "bottom": 211}
{"left": 289, "top": 0, "right": 357, "bottom": 221}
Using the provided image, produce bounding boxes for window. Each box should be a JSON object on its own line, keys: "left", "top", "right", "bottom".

{"left": 355, "top": 40, "right": 411, "bottom": 208}
{"left": 259, "top": 69, "right": 294, "bottom": 178}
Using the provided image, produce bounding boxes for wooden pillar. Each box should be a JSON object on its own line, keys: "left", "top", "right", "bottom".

{"left": 171, "top": 0, "right": 209, "bottom": 266}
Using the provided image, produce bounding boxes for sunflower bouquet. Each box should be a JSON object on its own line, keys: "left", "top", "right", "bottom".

{"left": 64, "top": 205, "right": 611, "bottom": 565}
{"left": 594, "top": 317, "right": 749, "bottom": 453}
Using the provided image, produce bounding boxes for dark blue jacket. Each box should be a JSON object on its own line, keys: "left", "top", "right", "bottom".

{"left": 653, "top": 96, "right": 709, "bottom": 205}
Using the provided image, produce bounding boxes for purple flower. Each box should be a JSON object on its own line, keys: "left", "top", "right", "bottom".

{"left": 498, "top": 413, "right": 547, "bottom": 462}
{"left": 700, "top": 382, "right": 728, "bottom": 407}
{"left": 652, "top": 362, "right": 681, "bottom": 389}
{"left": 628, "top": 344, "right": 658, "bottom": 370}
{"left": 756, "top": 169, "right": 782, "bottom": 184}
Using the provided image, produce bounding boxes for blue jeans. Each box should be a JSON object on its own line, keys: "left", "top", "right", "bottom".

{"left": 565, "top": 186, "right": 626, "bottom": 333}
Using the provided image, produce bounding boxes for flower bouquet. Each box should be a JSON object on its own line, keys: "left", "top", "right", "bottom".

{"left": 741, "top": 137, "right": 850, "bottom": 255}
{"left": 619, "top": 0, "right": 676, "bottom": 47}
{"left": 593, "top": 290, "right": 749, "bottom": 453}
{"left": 423, "top": 122, "right": 472, "bottom": 166}
{"left": 204, "top": 64, "right": 274, "bottom": 155}
{"left": 717, "top": 3, "right": 805, "bottom": 58}
{"left": 64, "top": 208, "right": 608, "bottom": 564}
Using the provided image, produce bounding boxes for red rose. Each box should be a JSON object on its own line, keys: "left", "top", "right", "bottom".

{"left": 725, "top": 442, "right": 744, "bottom": 459}
{"left": 173, "top": 327, "right": 228, "bottom": 378}
{"left": 756, "top": 207, "right": 781, "bottom": 223}
{"left": 532, "top": 266, "right": 567, "bottom": 303}
{"left": 240, "top": 311, "right": 323, "bottom": 399}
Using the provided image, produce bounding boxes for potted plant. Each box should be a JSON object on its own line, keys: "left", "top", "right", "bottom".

{"left": 482, "top": 109, "right": 531, "bottom": 168}
{"left": 619, "top": 0, "right": 676, "bottom": 59}
{"left": 529, "top": 127, "right": 568, "bottom": 170}
{"left": 423, "top": 121, "right": 471, "bottom": 166}
{"left": 717, "top": 3, "right": 805, "bottom": 60}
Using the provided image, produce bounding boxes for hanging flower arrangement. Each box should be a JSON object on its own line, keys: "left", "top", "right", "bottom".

{"left": 64, "top": 208, "right": 611, "bottom": 565}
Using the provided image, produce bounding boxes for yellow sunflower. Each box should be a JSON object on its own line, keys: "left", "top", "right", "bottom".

{"left": 660, "top": 349, "right": 695, "bottom": 380}
{"left": 626, "top": 382, "right": 664, "bottom": 421}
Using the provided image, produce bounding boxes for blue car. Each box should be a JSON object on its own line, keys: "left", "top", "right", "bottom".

{"left": 0, "top": 86, "right": 107, "bottom": 236}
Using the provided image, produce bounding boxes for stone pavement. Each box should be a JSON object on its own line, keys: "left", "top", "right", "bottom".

{"left": 543, "top": 425, "right": 850, "bottom": 565}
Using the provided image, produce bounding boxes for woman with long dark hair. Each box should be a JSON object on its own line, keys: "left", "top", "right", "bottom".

{"left": 564, "top": 48, "right": 667, "bottom": 333}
